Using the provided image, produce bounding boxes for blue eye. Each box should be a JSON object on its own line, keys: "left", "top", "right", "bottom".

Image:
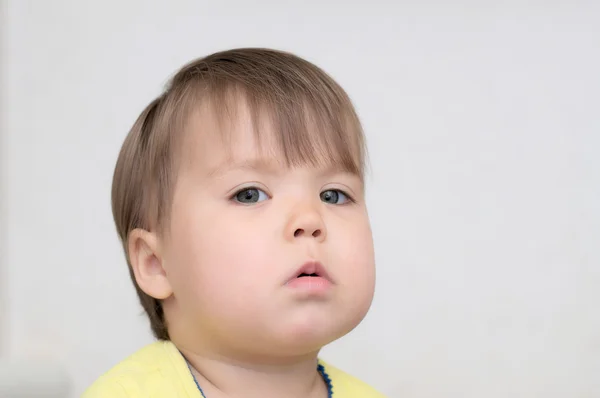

{"left": 320, "top": 189, "right": 351, "bottom": 205}
{"left": 233, "top": 187, "right": 269, "bottom": 204}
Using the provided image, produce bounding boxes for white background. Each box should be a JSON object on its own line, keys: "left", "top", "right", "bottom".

{"left": 1, "top": 1, "right": 599, "bottom": 397}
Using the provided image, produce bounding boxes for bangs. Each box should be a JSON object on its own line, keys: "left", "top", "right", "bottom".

{"left": 182, "top": 79, "right": 366, "bottom": 178}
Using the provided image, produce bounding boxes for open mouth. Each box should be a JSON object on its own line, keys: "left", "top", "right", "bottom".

{"left": 289, "top": 261, "right": 332, "bottom": 283}
{"left": 297, "top": 272, "right": 320, "bottom": 278}
{"left": 286, "top": 261, "right": 332, "bottom": 293}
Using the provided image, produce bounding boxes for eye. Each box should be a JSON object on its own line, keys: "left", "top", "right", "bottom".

{"left": 320, "top": 189, "right": 351, "bottom": 205}
{"left": 232, "top": 187, "right": 269, "bottom": 204}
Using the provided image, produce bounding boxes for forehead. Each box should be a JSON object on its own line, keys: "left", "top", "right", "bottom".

{"left": 179, "top": 93, "right": 363, "bottom": 177}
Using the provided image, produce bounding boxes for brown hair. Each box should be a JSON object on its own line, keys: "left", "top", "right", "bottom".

{"left": 112, "top": 48, "right": 367, "bottom": 340}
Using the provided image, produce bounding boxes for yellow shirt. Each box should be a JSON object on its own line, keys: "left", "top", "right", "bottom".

{"left": 82, "top": 341, "right": 386, "bottom": 397}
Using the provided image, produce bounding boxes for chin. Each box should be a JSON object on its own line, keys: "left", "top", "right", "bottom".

{"left": 272, "top": 305, "right": 371, "bottom": 356}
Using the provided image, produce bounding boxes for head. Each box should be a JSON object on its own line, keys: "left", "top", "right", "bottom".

{"left": 112, "top": 48, "right": 375, "bottom": 359}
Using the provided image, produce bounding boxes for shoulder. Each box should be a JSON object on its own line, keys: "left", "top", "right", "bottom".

{"left": 320, "top": 360, "right": 388, "bottom": 398}
{"left": 82, "top": 341, "right": 199, "bottom": 397}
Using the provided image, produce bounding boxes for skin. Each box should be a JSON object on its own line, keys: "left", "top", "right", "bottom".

{"left": 128, "top": 100, "right": 376, "bottom": 397}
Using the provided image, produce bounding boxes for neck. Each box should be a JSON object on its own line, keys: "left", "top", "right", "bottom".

{"left": 178, "top": 346, "right": 329, "bottom": 398}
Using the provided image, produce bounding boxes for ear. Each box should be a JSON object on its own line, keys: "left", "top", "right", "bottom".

{"left": 128, "top": 228, "right": 173, "bottom": 300}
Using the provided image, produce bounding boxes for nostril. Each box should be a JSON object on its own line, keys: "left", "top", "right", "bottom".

{"left": 293, "top": 229, "right": 322, "bottom": 238}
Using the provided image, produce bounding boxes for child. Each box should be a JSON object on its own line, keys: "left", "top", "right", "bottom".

{"left": 84, "top": 48, "right": 385, "bottom": 397}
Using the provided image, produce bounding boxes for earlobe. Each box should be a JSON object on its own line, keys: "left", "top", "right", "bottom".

{"left": 128, "top": 229, "right": 173, "bottom": 300}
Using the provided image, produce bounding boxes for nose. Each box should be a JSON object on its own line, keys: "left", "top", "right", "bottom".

{"left": 285, "top": 204, "right": 327, "bottom": 242}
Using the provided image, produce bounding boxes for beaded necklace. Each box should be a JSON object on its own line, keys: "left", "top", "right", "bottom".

{"left": 186, "top": 362, "right": 334, "bottom": 397}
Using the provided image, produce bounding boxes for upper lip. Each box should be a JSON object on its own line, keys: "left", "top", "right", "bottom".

{"left": 287, "top": 261, "right": 333, "bottom": 283}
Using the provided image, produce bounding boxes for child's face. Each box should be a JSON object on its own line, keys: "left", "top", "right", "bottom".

{"left": 160, "top": 103, "right": 375, "bottom": 357}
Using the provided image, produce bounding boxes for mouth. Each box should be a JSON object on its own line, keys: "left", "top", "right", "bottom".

{"left": 284, "top": 261, "right": 333, "bottom": 295}
{"left": 287, "top": 261, "right": 333, "bottom": 284}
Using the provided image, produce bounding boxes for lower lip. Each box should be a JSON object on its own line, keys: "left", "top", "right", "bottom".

{"left": 286, "top": 276, "right": 332, "bottom": 294}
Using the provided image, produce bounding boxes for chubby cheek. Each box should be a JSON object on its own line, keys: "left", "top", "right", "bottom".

{"left": 166, "top": 203, "right": 274, "bottom": 316}
{"left": 333, "top": 216, "right": 376, "bottom": 307}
